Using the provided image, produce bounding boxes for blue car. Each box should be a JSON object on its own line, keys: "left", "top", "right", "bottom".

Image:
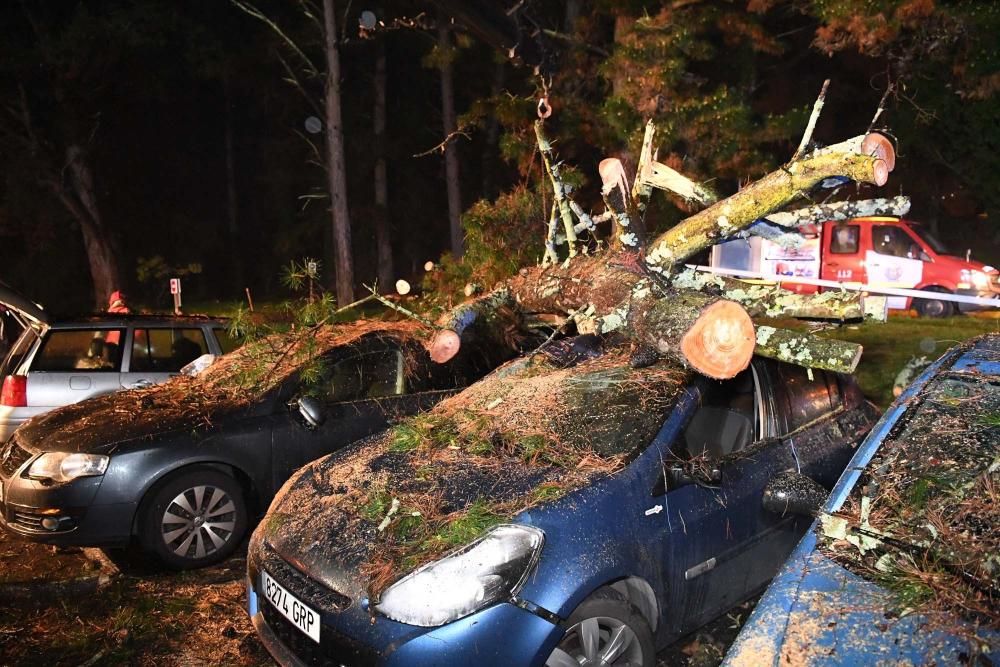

{"left": 246, "top": 341, "right": 879, "bottom": 667}
{"left": 724, "top": 334, "right": 1000, "bottom": 666}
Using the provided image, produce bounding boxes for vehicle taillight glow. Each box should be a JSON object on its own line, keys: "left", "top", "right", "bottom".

{"left": 1, "top": 375, "right": 27, "bottom": 407}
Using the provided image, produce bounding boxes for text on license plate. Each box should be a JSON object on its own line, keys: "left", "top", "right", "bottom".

{"left": 262, "top": 569, "right": 320, "bottom": 643}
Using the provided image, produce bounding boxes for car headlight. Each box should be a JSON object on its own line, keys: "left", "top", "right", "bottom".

{"left": 375, "top": 524, "right": 544, "bottom": 627}
{"left": 28, "top": 452, "right": 109, "bottom": 483}
{"left": 971, "top": 270, "right": 989, "bottom": 288}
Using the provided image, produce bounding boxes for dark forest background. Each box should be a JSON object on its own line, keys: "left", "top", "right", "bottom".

{"left": 0, "top": 0, "right": 996, "bottom": 314}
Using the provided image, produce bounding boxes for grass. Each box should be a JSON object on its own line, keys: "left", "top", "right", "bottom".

{"left": 770, "top": 313, "right": 1000, "bottom": 407}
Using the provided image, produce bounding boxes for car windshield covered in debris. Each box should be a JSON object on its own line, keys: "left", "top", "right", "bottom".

{"left": 0, "top": 322, "right": 505, "bottom": 569}
{"left": 247, "top": 335, "right": 879, "bottom": 667}
{"left": 724, "top": 334, "right": 1000, "bottom": 667}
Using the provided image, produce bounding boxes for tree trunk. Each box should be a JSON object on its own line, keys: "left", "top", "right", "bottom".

{"left": 323, "top": 0, "right": 355, "bottom": 305}
{"left": 438, "top": 23, "right": 463, "bottom": 258}
{"left": 59, "top": 145, "right": 122, "bottom": 308}
{"left": 373, "top": 36, "right": 394, "bottom": 291}
{"left": 754, "top": 326, "right": 862, "bottom": 373}
{"left": 223, "top": 73, "right": 244, "bottom": 294}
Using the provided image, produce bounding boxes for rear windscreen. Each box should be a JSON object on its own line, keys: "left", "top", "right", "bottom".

{"left": 32, "top": 329, "right": 125, "bottom": 372}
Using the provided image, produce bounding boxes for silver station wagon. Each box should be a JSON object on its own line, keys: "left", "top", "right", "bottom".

{"left": 0, "top": 283, "right": 236, "bottom": 442}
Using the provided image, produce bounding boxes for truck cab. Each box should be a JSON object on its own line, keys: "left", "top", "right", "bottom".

{"left": 711, "top": 216, "right": 1000, "bottom": 317}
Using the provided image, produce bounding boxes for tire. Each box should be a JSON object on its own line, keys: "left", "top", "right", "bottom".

{"left": 914, "top": 287, "right": 955, "bottom": 318}
{"left": 139, "top": 468, "right": 248, "bottom": 569}
{"left": 545, "top": 587, "right": 655, "bottom": 667}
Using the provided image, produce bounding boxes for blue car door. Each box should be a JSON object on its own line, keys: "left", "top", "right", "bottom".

{"left": 647, "top": 361, "right": 792, "bottom": 636}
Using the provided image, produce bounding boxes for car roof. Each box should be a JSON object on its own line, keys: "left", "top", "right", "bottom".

{"left": 723, "top": 333, "right": 1000, "bottom": 667}
{"left": 44, "top": 313, "right": 228, "bottom": 328}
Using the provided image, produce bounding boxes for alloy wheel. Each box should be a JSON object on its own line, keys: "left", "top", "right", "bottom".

{"left": 546, "top": 616, "right": 645, "bottom": 667}
{"left": 160, "top": 484, "right": 237, "bottom": 559}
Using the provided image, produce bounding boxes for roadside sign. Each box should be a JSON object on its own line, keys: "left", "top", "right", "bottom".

{"left": 170, "top": 278, "right": 182, "bottom": 314}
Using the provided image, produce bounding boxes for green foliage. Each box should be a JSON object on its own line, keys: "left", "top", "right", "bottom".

{"left": 136, "top": 256, "right": 202, "bottom": 284}
{"left": 433, "top": 500, "right": 504, "bottom": 548}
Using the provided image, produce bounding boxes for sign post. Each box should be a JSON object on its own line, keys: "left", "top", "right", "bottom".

{"left": 170, "top": 278, "right": 182, "bottom": 314}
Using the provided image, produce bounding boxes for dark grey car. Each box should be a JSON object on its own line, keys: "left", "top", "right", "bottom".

{"left": 0, "top": 325, "right": 504, "bottom": 569}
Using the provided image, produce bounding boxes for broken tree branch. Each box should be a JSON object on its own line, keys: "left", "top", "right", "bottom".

{"left": 754, "top": 325, "right": 862, "bottom": 373}
{"left": 792, "top": 79, "right": 830, "bottom": 162}
{"left": 764, "top": 196, "right": 910, "bottom": 228}
{"left": 645, "top": 135, "right": 894, "bottom": 272}
{"left": 639, "top": 159, "right": 718, "bottom": 207}
{"left": 535, "top": 120, "right": 578, "bottom": 255}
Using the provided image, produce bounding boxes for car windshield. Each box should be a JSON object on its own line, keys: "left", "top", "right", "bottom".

{"left": 821, "top": 372, "right": 1000, "bottom": 626}
{"left": 906, "top": 223, "right": 950, "bottom": 255}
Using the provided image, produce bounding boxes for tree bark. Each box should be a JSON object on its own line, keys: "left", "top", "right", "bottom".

{"left": 753, "top": 326, "right": 862, "bottom": 373}
{"left": 438, "top": 23, "right": 464, "bottom": 258}
{"left": 57, "top": 145, "right": 122, "bottom": 308}
{"left": 535, "top": 121, "right": 578, "bottom": 255}
{"left": 373, "top": 36, "right": 394, "bottom": 291}
{"left": 645, "top": 137, "right": 893, "bottom": 272}
{"left": 323, "top": 0, "right": 355, "bottom": 305}
{"left": 764, "top": 196, "right": 910, "bottom": 228}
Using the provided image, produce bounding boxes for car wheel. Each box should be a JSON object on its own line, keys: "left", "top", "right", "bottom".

{"left": 140, "top": 469, "right": 247, "bottom": 569}
{"left": 545, "top": 587, "right": 655, "bottom": 667}
{"left": 914, "top": 287, "right": 955, "bottom": 318}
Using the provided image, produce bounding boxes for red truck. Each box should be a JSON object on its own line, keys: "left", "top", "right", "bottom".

{"left": 711, "top": 216, "right": 1000, "bottom": 316}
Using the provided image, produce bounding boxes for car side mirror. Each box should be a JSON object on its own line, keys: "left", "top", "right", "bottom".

{"left": 762, "top": 471, "right": 828, "bottom": 517}
{"left": 296, "top": 396, "right": 325, "bottom": 429}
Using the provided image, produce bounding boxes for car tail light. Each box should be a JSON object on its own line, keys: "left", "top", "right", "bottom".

{"left": 1, "top": 375, "right": 27, "bottom": 407}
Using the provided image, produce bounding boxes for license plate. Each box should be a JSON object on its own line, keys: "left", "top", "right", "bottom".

{"left": 262, "top": 569, "right": 321, "bottom": 643}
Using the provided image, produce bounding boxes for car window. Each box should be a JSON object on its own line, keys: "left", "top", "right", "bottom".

{"left": 2, "top": 328, "right": 37, "bottom": 376}
{"left": 679, "top": 366, "right": 759, "bottom": 461}
{"left": 324, "top": 349, "right": 405, "bottom": 403}
{"left": 31, "top": 329, "right": 125, "bottom": 372}
{"left": 773, "top": 364, "right": 839, "bottom": 433}
{"left": 130, "top": 328, "right": 208, "bottom": 373}
{"left": 873, "top": 224, "right": 928, "bottom": 261}
{"left": 213, "top": 327, "right": 241, "bottom": 355}
{"left": 829, "top": 224, "right": 859, "bottom": 254}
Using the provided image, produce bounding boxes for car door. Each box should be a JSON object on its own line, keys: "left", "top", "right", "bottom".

{"left": 652, "top": 360, "right": 846, "bottom": 634}
{"left": 274, "top": 345, "right": 455, "bottom": 485}
{"left": 120, "top": 325, "right": 210, "bottom": 389}
{"left": 24, "top": 326, "right": 127, "bottom": 409}
{"left": 821, "top": 221, "right": 866, "bottom": 284}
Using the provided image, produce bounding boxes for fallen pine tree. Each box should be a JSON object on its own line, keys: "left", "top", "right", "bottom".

{"left": 428, "top": 87, "right": 896, "bottom": 379}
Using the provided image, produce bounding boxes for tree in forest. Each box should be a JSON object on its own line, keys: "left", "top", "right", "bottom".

{"left": 0, "top": 2, "right": 130, "bottom": 307}
{"left": 232, "top": 0, "right": 355, "bottom": 306}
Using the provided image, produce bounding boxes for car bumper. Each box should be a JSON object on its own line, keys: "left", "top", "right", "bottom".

{"left": 247, "top": 575, "right": 562, "bottom": 667}
{"left": 0, "top": 471, "right": 134, "bottom": 547}
{"left": 955, "top": 287, "right": 1000, "bottom": 312}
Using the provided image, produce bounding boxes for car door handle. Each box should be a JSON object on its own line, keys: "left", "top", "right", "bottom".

{"left": 126, "top": 379, "right": 153, "bottom": 389}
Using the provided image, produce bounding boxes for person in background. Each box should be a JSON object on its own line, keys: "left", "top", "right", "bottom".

{"left": 105, "top": 290, "right": 130, "bottom": 349}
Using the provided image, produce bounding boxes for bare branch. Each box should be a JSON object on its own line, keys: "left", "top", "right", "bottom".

{"left": 792, "top": 78, "right": 830, "bottom": 162}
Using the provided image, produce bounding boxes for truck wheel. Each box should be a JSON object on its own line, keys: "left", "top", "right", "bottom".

{"left": 139, "top": 468, "right": 247, "bottom": 569}
{"left": 914, "top": 287, "right": 955, "bottom": 318}
{"left": 545, "top": 587, "right": 654, "bottom": 667}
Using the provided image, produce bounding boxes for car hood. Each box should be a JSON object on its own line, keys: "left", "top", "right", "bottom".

{"left": 0, "top": 281, "right": 49, "bottom": 326}
{"left": 14, "top": 378, "right": 261, "bottom": 455}
{"left": 724, "top": 533, "right": 1000, "bottom": 666}
{"left": 256, "top": 348, "right": 689, "bottom": 608}
{"left": 260, "top": 435, "right": 566, "bottom": 603}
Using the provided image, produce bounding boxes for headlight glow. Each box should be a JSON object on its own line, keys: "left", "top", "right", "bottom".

{"left": 375, "top": 524, "right": 544, "bottom": 627}
{"left": 971, "top": 270, "right": 989, "bottom": 288}
{"left": 28, "top": 452, "right": 109, "bottom": 482}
